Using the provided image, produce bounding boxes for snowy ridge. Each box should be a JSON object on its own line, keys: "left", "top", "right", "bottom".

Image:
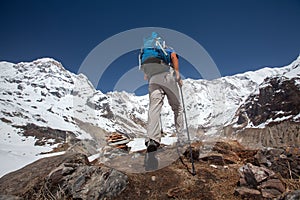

{"left": 1, "top": 59, "right": 88, "bottom": 136}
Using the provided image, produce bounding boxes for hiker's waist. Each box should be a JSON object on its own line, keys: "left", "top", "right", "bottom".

{"left": 142, "top": 57, "right": 168, "bottom": 65}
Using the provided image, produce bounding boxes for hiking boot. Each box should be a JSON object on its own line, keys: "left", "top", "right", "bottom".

{"left": 146, "top": 139, "right": 160, "bottom": 153}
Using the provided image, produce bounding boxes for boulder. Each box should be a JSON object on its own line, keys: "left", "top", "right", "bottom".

{"left": 234, "top": 187, "right": 262, "bottom": 199}
{"left": 239, "top": 163, "right": 276, "bottom": 185}
{"left": 236, "top": 163, "right": 285, "bottom": 199}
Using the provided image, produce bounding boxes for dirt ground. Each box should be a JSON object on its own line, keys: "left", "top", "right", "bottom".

{"left": 117, "top": 160, "right": 241, "bottom": 200}
{"left": 111, "top": 140, "right": 253, "bottom": 200}
{"left": 109, "top": 139, "right": 300, "bottom": 200}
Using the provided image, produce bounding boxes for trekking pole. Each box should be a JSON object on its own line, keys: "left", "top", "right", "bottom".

{"left": 178, "top": 84, "right": 196, "bottom": 176}
{"left": 160, "top": 114, "right": 163, "bottom": 134}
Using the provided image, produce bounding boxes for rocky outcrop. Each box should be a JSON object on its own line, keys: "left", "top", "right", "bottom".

{"left": 235, "top": 145, "right": 300, "bottom": 199}
{"left": 235, "top": 163, "right": 285, "bottom": 199}
{"left": 12, "top": 123, "right": 76, "bottom": 146}
{"left": 0, "top": 153, "right": 127, "bottom": 200}
{"left": 255, "top": 146, "right": 300, "bottom": 179}
{"left": 238, "top": 76, "right": 300, "bottom": 127}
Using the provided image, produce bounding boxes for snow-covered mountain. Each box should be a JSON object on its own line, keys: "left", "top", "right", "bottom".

{"left": 0, "top": 55, "right": 300, "bottom": 176}
{"left": 225, "top": 57, "right": 300, "bottom": 148}
{"left": 178, "top": 55, "right": 299, "bottom": 135}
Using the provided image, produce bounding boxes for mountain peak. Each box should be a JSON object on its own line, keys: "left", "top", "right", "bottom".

{"left": 34, "top": 57, "right": 57, "bottom": 62}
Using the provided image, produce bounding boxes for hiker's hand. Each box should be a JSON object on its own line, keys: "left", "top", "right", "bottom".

{"left": 176, "top": 76, "right": 183, "bottom": 87}
{"left": 144, "top": 74, "right": 148, "bottom": 80}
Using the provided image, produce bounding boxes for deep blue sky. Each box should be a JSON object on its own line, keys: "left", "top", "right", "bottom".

{"left": 1, "top": 0, "right": 300, "bottom": 95}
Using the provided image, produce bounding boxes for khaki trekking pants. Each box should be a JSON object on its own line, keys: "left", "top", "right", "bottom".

{"left": 147, "top": 70, "right": 184, "bottom": 143}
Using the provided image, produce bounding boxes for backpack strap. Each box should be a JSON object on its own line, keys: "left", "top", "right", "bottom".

{"left": 139, "top": 47, "right": 142, "bottom": 70}
{"left": 155, "top": 38, "right": 168, "bottom": 56}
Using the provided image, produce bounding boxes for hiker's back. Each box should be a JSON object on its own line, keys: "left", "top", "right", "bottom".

{"left": 139, "top": 32, "right": 174, "bottom": 78}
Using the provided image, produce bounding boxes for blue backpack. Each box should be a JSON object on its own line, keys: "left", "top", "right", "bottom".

{"left": 139, "top": 32, "right": 174, "bottom": 66}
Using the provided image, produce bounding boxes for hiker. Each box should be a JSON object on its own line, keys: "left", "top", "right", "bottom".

{"left": 139, "top": 32, "right": 184, "bottom": 152}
